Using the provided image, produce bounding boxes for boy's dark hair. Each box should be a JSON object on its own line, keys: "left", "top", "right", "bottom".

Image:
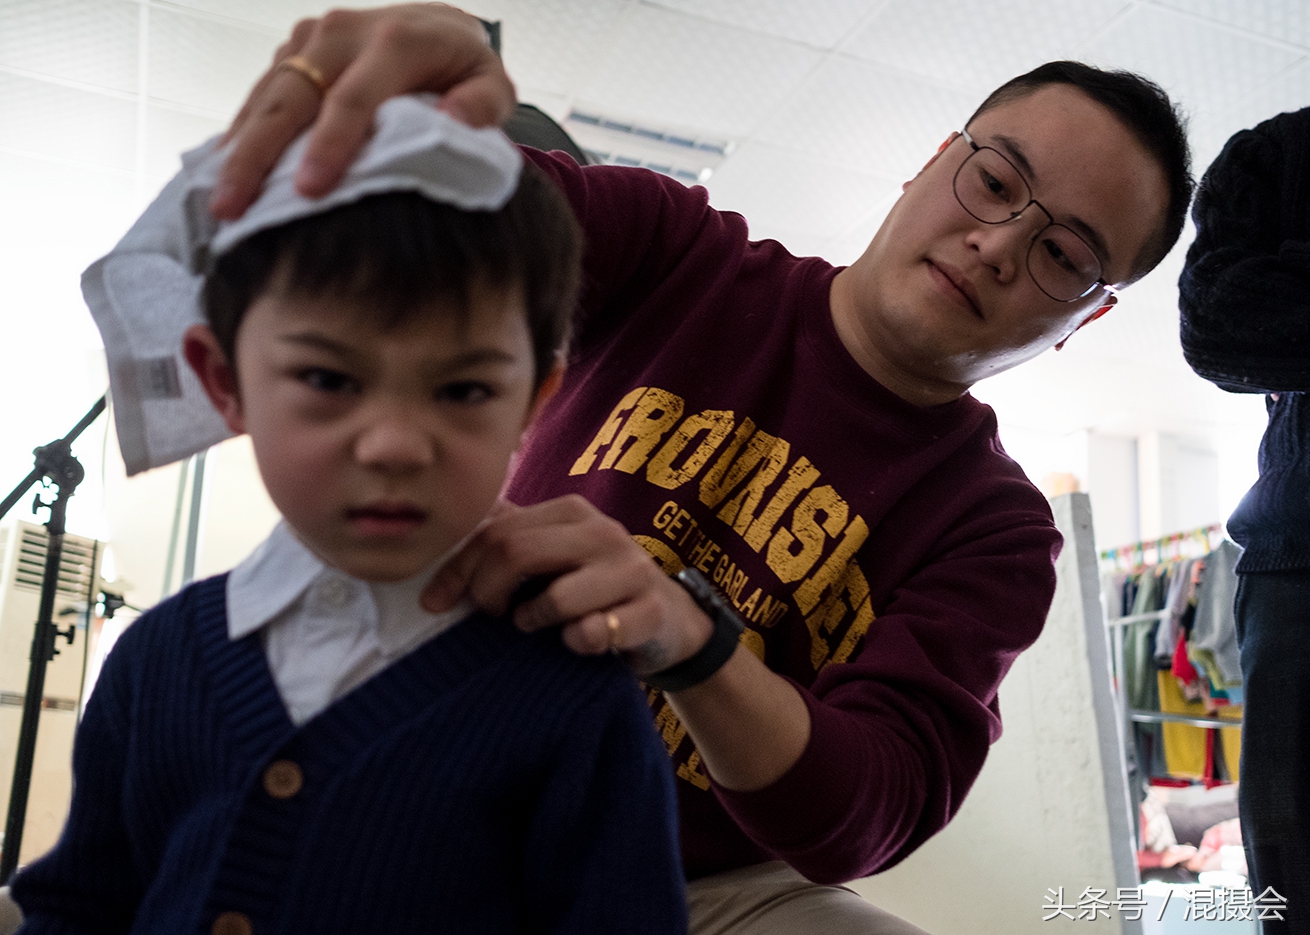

{"left": 967, "top": 60, "right": 1193, "bottom": 282}
{"left": 204, "top": 161, "right": 581, "bottom": 387}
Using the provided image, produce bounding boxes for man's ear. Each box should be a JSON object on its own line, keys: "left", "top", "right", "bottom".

{"left": 523, "top": 357, "right": 564, "bottom": 430}
{"left": 1054, "top": 296, "right": 1117, "bottom": 351}
{"left": 182, "top": 324, "right": 245, "bottom": 434}
{"left": 903, "top": 132, "right": 960, "bottom": 192}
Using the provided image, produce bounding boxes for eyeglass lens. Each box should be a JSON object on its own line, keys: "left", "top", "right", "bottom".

{"left": 954, "top": 146, "right": 1103, "bottom": 301}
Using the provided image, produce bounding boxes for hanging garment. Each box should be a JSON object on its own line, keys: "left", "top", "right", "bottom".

{"left": 1156, "top": 558, "right": 1197, "bottom": 668}
{"left": 1190, "top": 540, "right": 1243, "bottom": 688}
{"left": 1124, "top": 570, "right": 1167, "bottom": 780}
{"left": 1157, "top": 669, "right": 1210, "bottom": 780}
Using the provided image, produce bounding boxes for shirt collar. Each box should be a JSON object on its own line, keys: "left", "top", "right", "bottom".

{"left": 225, "top": 521, "right": 473, "bottom": 650}
{"left": 226, "top": 521, "right": 329, "bottom": 641}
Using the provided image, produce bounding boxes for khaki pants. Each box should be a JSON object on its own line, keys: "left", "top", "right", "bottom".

{"left": 0, "top": 865, "right": 932, "bottom": 935}
{"left": 688, "top": 862, "right": 931, "bottom": 935}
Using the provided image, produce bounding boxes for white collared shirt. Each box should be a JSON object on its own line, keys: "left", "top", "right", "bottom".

{"left": 226, "top": 522, "right": 473, "bottom": 725}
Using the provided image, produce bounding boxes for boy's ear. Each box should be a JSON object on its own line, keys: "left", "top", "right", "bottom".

{"left": 523, "top": 358, "right": 564, "bottom": 430}
{"left": 182, "top": 324, "right": 246, "bottom": 434}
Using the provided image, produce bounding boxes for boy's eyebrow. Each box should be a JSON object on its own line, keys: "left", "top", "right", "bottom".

{"left": 280, "top": 332, "right": 357, "bottom": 355}
{"left": 278, "top": 331, "right": 521, "bottom": 368}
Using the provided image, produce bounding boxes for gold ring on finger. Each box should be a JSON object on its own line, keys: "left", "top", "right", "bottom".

{"left": 605, "top": 612, "right": 621, "bottom": 654}
{"left": 277, "top": 54, "right": 330, "bottom": 96}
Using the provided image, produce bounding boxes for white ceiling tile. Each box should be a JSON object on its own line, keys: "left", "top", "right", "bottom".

{"left": 1235, "top": 56, "right": 1310, "bottom": 118}
{"left": 1199, "top": 55, "right": 1310, "bottom": 152}
{"left": 1153, "top": 0, "right": 1310, "bottom": 50}
{"left": 158, "top": 0, "right": 337, "bottom": 34}
{"left": 821, "top": 190, "right": 900, "bottom": 265}
{"left": 844, "top": 0, "right": 1131, "bottom": 92}
{"left": 0, "top": 71, "right": 135, "bottom": 171}
{"left": 480, "top": 0, "right": 631, "bottom": 98}
{"left": 579, "top": 4, "right": 824, "bottom": 137}
{"left": 1186, "top": 107, "right": 1253, "bottom": 178}
{"left": 143, "top": 105, "right": 227, "bottom": 179}
{"left": 705, "top": 142, "right": 900, "bottom": 241}
{"left": 1079, "top": 4, "right": 1303, "bottom": 117}
{"left": 147, "top": 6, "right": 280, "bottom": 116}
{"left": 821, "top": 235, "right": 874, "bottom": 267}
{"left": 1187, "top": 58, "right": 1310, "bottom": 195}
{"left": 0, "top": 0, "right": 138, "bottom": 94}
{"left": 753, "top": 56, "right": 977, "bottom": 177}
{"left": 646, "top": 0, "right": 880, "bottom": 50}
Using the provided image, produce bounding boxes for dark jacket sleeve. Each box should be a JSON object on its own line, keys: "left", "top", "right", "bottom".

{"left": 1179, "top": 108, "right": 1310, "bottom": 393}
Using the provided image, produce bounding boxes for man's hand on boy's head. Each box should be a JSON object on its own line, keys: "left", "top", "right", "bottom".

{"left": 212, "top": 3, "right": 517, "bottom": 220}
{"left": 422, "top": 495, "right": 715, "bottom": 679}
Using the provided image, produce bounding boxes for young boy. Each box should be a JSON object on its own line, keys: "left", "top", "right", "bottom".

{"left": 11, "top": 98, "right": 687, "bottom": 934}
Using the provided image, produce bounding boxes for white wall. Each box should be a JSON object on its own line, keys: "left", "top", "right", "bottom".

{"left": 995, "top": 424, "right": 1244, "bottom": 555}
{"left": 1136, "top": 432, "right": 1221, "bottom": 541}
{"left": 1086, "top": 433, "right": 1138, "bottom": 553}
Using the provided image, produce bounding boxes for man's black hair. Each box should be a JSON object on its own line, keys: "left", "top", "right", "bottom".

{"left": 967, "top": 60, "right": 1193, "bottom": 282}
{"left": 204, "top": 161, "right": 581, "bottom": 387}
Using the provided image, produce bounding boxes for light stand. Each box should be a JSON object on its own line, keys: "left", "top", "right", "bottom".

{"left": 0, "top": 395, "right": 105, "bottom": 884}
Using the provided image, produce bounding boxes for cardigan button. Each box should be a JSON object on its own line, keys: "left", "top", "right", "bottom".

{"left": 263, "top": 759, "right": 303, "bottom": 799}
{"left": 212, "top": 911, "right": 252, "bottom": 935}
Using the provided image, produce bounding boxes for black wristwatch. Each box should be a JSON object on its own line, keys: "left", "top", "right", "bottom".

{"left": 644, "top": 568, "right": 746, "bottom": 693}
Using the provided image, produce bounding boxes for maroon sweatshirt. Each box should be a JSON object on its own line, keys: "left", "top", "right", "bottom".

{"left": 507, "top": 149, "right": 1063, "bottom": 884}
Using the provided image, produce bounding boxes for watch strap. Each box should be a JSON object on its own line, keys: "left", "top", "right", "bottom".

{"left": 644, "top": 568, "right": 745, "bottom": 693}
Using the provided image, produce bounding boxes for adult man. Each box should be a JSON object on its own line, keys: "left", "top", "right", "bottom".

{"left": 214, "top": 7, "right": 1191, "bottom": 931}
{"left": 1179, "top": 107, "right": 1310, "bottom": 932}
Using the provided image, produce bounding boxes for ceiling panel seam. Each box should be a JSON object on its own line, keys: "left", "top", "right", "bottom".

{"left": 1140, "top": 0, "right": 1310, "bottom": 53}
{"left": 825, "top": 51, "right": 990, "bottom": 98}
{"left": 146, "top": 1, "right": 281, "bottom": 37}
{"left": 0, "top": 143, "right": 137, "bottom": 180}
{"left": 1220, "top": 55, "right": 1310, "bottom": 118}
{"left": 638, "top": 0, "right": 852, "bottom": 53}
{"left": 0, "top": 64, "right": 137, "bottom": 103}
{"left": 830, "top": 0, "right": 897, "bottom": 56}
{"left": 735, "top": 49, "right": 839, "bottom": 143}
{"left": 1069, "top": 0, "right": 1144, "bottom": 57}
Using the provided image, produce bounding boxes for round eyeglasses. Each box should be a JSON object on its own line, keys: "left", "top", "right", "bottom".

{"left": 953, "top": 130, "right": 1116, "bottom": 303}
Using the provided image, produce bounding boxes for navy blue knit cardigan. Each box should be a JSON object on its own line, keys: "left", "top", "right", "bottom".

{"left": 11, "top": 576, "right": 688, "bottom": 934}
{"left": 1179, "top": 106, "right": 1310, "bottom": 572}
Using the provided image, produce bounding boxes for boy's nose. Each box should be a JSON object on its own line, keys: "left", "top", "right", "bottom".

{"left": 354, "top": 417, "right": 435, "bottom": 471}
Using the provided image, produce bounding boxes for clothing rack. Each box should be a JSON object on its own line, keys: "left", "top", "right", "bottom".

{"left": 1108, "top": 608, "right": 1240, "bottom": 729}
{"left": 1103, "top": 535, "right": 1241, "bottom": 732}
{"left": 1101, "top": 532, "right": 1243, "bottom": 850}
{"left": 1099, "top": 522, "right": 1225, "bottom": 572}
